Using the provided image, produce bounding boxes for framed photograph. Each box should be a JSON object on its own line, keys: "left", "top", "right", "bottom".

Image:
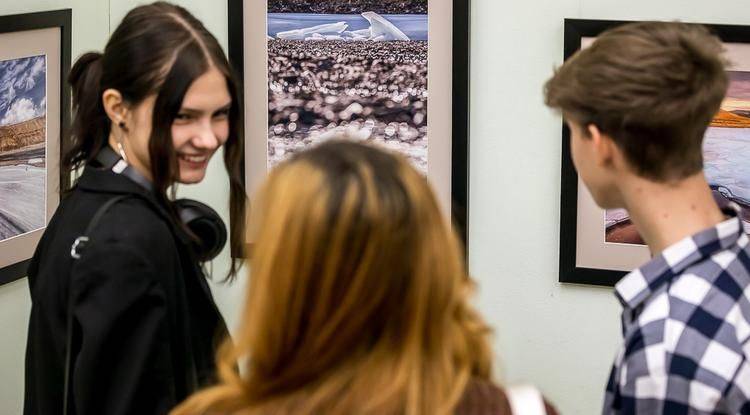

{"left": 560, "top": 19, "right": 750, "bottom": 286}
{"left": 0, "top": 10, "right": 71, "bottom": 286}
{"left": 228, "top": 0, "right": 470, "bottom": 243}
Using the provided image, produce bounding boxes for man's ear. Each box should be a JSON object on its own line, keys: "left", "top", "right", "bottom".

{"left": 102, "top": 88, "right": 130, "bottom": 130}
{"left": 587, "top": 124, "right": 616, "bottom": 168}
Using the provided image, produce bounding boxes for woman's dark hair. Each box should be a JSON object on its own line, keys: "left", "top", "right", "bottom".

{"left": 65, "top": 1, "right": 245, "bottom": 279}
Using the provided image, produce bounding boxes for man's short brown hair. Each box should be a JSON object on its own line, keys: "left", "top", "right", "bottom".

{"left": 545, "top": 21, "right": 728, "bottom": 181}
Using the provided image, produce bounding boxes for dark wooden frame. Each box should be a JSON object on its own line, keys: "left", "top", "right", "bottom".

{"left": 559, "top": 18, "right": 750, "bottom": 286}
{"left": 0, "top": 9, "right": 71, "bottom": 286}
{"left": 227, "top": 0, "right": 471, "bottom": 246}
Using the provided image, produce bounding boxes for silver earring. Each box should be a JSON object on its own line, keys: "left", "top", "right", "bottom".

{"left": 116, "top": 121, "right": 129, "bottom": 163}
{"left": 116, "top": 141, "right": 128, "bottom": 163}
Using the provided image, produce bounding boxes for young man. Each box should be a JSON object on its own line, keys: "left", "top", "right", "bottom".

{"left": 545, "top": 22, "right": 750, "bottom": 413}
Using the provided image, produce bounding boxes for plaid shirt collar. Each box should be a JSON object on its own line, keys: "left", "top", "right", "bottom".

{"left": 614, "top": 205, "right": 746, "bottom": 311}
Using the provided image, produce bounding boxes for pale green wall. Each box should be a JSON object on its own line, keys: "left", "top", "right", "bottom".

{"left": 470, "top": 1, "right": 750, "bottom": 414}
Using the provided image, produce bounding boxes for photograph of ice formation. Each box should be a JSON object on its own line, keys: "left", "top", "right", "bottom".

{"left": 267, "top": 0, "right": 429, "bottom": 173}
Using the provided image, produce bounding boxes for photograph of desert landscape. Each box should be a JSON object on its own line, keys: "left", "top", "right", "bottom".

{"left": 0, "top": 55, "right": 47, "bottom": 242}
{"left": 266, "top": 0, "right": 429, "bottom": 172}
{"left": 606, "top": 70, "right": 750, "bottom": 244}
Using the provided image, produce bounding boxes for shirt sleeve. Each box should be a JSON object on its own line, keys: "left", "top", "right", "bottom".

{"left": 68, "top": 240, "right": 176, "bottom": 415}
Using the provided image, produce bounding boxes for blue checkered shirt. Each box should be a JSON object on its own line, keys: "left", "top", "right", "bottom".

{"left": 603, "top": 208, "right": 750, "bottom": 414}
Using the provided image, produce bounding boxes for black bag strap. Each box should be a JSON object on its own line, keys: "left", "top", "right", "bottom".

{"left": 63, "top": 194, "right": 132, "bottom": 415}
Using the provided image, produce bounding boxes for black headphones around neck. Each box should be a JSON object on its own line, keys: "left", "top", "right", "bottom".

{"left": 94, "top": 146, "right": 227, "bottom": 262}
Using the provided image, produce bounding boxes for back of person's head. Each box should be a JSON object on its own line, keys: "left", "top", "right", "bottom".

{"left": 545, "top": 21, "right": 728, "bottom": 181}
{"left": 172, "top": 140, "right": 492, "bottom": 415}
{"left": 66, "top": 1, "right": 245, "bottom": 274}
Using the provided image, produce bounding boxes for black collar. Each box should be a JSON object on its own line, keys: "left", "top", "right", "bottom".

{"left": 75, "top": 158, "right": 191, "bottom": 245}
{"left": 76, "top": 164, "right": 154, "bottom": 199}
{"left": 94, "top": 146, "right": 155, "bottom": 193}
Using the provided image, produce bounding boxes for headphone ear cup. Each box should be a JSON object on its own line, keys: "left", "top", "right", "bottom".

{"left": 174, "top": 199, "right": 227, "bottom": 261}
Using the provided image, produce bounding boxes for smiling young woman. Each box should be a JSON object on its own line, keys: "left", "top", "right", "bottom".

{"left": 23, "top": 2, "right": 245, "bottom": 414}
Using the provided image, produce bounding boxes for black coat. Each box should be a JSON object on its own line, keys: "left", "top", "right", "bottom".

{"left": 24, "top": 164, "right": 228, "bottom": 415}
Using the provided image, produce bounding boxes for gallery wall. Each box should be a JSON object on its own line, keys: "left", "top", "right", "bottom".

{"left": 470, "top": 0, "right": 750, "bottom": 413}
{"left": 1, "top": 0, "right": 750, "bottom": 414}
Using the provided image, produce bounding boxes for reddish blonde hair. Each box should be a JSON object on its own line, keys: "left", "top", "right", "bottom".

{"left": 172, "top": 140, "right": 492, "bottom": 415}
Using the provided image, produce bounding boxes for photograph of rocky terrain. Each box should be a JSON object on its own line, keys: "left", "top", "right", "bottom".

{"left": 0, "top": 55, "right": 47, "bottom": 241}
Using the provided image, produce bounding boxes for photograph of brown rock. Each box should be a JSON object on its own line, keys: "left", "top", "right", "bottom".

{"left": 267, "top": 0, "right": 428, "bottom": 172}
{"left": 605, "top": 70, "right": 750, "bottom": 244}
{"left": 0, "top": 55, "right": 47, "bottom": 242}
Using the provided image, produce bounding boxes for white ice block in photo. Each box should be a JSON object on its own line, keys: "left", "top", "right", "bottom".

{"left": 340, "top": 30, "right": 369, "bottom": 41}
{"left": 361, "top": 11, "right": 410, "bottom": 41}
{"left": 276, "top": 21, "right": 348, "bottom": 40}
{"left": 349, "top": 29, "right": 371, "bottom": 37}
{"left": 274, "top": 13, "right": 412, "bottom": 42}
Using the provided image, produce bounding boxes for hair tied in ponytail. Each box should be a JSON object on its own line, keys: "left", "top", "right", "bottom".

{"left": 64, "top": 51, "right": 106, "bottom": 176}
{"left": 69, "top": 52, "right": 103, "bottom": 103}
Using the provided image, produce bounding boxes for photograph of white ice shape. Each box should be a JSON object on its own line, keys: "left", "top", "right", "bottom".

{"left": 267, "top": 1, "right": 429, "bottom": 171}
{"left": 275, "top": 12, "right": 411, "bottom": 41}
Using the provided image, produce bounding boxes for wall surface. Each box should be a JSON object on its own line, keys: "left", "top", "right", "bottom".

{"left": 3, "top": 0, "right": 750, "bottom": 414}
{"left": 469, "top": 0, "right": 750, "bottom": 413}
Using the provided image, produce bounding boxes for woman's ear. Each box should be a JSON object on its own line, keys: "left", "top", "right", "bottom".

{"left": 102, "top": 88, "right": 130, "bottom": 131}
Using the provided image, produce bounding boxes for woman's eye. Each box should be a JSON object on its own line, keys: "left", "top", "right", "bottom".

{"left": 213, "top": 109, "right": 230, "bottom": 119}
{"left": 175, "top": 113, "right": 192, "bottom": 121}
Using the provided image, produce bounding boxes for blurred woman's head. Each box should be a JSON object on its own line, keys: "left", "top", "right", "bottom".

{"left": 66, "top": 1, "right": 245, "bottom": 273}
{"left": 174, "top": 140, "right": 492, "bottom": 415}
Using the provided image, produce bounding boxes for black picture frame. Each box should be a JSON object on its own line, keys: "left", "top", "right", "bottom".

{"left": 227, "top": 0, "right": 470, "bottom": 246}
{"left": 559, "top": 18, "right": 750, "bottom": 287}
{"left": 0, "top": 9, "right": 71, "bottom": 286}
